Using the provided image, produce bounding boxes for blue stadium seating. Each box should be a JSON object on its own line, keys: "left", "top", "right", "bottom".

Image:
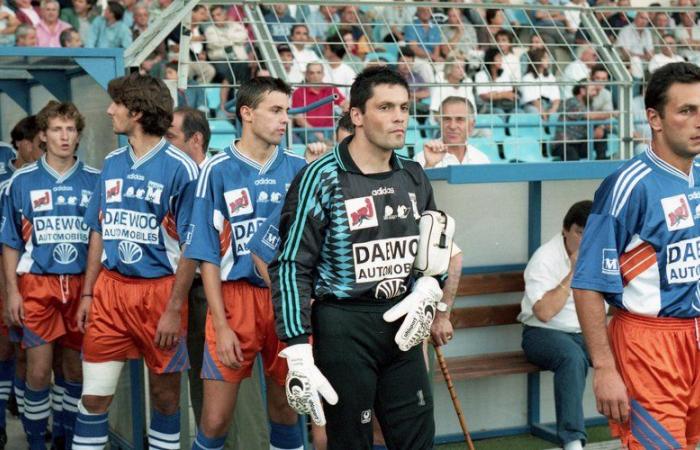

{"left": 503, "top": 136, "right": 552, "bottom": 163}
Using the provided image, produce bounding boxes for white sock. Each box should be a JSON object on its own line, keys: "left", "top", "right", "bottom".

{"left": 563, "top": 440, "right": 583, "bottom": 450}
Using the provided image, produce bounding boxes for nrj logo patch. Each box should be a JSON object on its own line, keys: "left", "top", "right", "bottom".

{"left": 345, "top": 196, "right": 377, "bottom": 231}
{"left": 661, "top": 194, "right": 694, "bottom": 231}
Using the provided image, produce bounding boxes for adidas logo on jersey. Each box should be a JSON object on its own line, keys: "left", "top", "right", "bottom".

{"left": 254, "top": 178, "right": 277, "bottom": 185}
{"left": 371, "top": 187, "right": 395, "bottom": 196}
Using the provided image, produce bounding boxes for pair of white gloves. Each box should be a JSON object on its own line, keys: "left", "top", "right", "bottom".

{"left": 279, "top": 276, "right": 443, "bottom": 426}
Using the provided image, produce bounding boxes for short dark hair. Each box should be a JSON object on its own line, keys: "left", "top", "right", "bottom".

{"left": 399, "top": 46, "right": 415, "bottom": 59}
{"left": 59, "top": 28, "right": 77, "bottom": 47}
{"left": 10, "top": 116, "right": 39, "bottom": 149}
{"left": 36, "top": 101, "right": 85, "bottom": 134}
{"left": 494, "top": 29, "right": 513, "bottom": 42}
{"left": 350, "top": 66, "right": 409, "bottom": 113}
{"left": 572, "top": 83, "right": 586, "bottom": 96}
{"left": 336, "top": 112, "right": 354, "bottom": 136}
{"left": 107, "top": 1, "right": 124, "bottom": 21}
{"left": 485, "top": 8, "right": 500, "bottom": 24}
{"left": 277, "top": 44, "right": 291, "bottom": 54}
{"left": 326, "top": 34, "right": 346, "bottom": 59}
{"left": 483, "top": 46, "right": 501, "bottom": 68}
{"left": 108, "top": 73, "right": 173, "bottom": 136}
{"left": 174, "top": 106, "right": 211, "bottom": 152}
{"left": 235, "top": 76, "right": 292, "bottom": 122}
{"left": 590, "top": 63, "right": 608, "bottom": 78}
{"left": 290, "top": 24, "right": 308, "bottom": 36}
{"left": 563, "top": 200, "right": 593, "bottom": 230}
{"left": 645, "top": 62, "right": 700, "bottom": 117}
{"left": 525, "top": 47, "right": 547, "bottom": 76}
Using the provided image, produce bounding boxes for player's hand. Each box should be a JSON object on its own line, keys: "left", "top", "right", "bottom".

{"left": 279, "top": 343, "right": 338, "bottom": 426}
{"left": 155, "top": 307, "right": 181, "bottom": 349}
{"left": 7, "top": 290, "right": 23, "bottom": 327}
{"left": 422, "top": 140, "right": 448, "bottom": 168}
{"left": 383, "top": 277, "right": 443, "bottom": 351}
{"left": 593, "top": 366, "right": 629, "bottom": 423}
{"left": 430, "top": 312, "right": 454, "bottom": 347}
{"left": 215, "top": 325, "right": 243, "bottom": 369}
{"left": 76, "top": 295, "right": 92, "bottom": 333}
{"left": 304, "top": 142, "right": 329, "bottom": 163}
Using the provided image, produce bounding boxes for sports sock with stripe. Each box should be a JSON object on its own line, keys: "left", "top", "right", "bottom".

{"left": 62, "top": 380, "right": 82, "bottom": 448}
{"left": 24, "top": 384, "right": 51, "bottom": 450}
{"left": 269, "top": 421, "right": 302, "bottom": 450}
{"left": 72, "top": 400, "right": 108, "bottom": 450}
{"left": 51, "top": 376, "right": 66, "bottom": 443}
{"left": 0, "top": 359, "right": 13, "bottom": 429}
{"left": 148, "top": 409, "right": 180, "bottom": 450}
{"left": 191, "top": 431, "right": 225, "bottom": 450}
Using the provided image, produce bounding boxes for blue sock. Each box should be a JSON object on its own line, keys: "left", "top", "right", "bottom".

{"left": 148, "top": 409, "right": 180, "bottom": 450}
{"left": 269, "top": 421, "right": 302, "bottom": 450}
{"left": 0, "top": 359, "right": 13, "bottom": 428}
{"left": 72, "top": 401, "right": 108, "bottom": 450}
{"left": 372, "top": 446, "right": 388, "bottom": 450}
{"left": 24, "top": 384, "right": 50, "bottom": 450}
{"left": 51, "top": 376, "right": 66, "bottom": 442}
{"left": 191, "top": 431, "right": 226, "bottom": 450}
{"left": 62, "top": 380, "right": 81, "bottom": 448}
{"left": 14, "top": 376, "right": 28, "bottom": 433}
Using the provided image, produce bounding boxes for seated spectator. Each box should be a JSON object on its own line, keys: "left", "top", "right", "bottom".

{"left": 430, "top": 57, "right": 476, "bottom": 122}
{"left": 13, "top": 0, "right": 40, "bottom": 26}
{"left": 551, "top": 83, "right": 602, "bottom": 160}
{"left": 148, "top": 0, "right": 172, "bottom": 24}
{"left": 475, "top": 46, "right": 518, "bottom": 115}
{"left": 528, "top": 0, "right": 576, "bottom": 44}
{"left": 480, "top": 8, "right": 507, "bottom": 46}
{"left": 519, "top": 200, "right": 594, "bottom": 450}
{"left": 404, "top": 6, "right": 441, "bottom": 81}
{"left": 597, "top": 0, "right": 630, "bottom": 39}
{"left": 36, "top": 0, "right": 71, "bottom": 47}
{"left": 375, "top": 0, "right": 416, "bottom": 43}
{"left": 0, "top": 0, "right": 19, "bottom": 47}
{"left": 60, "top": 0, "right": 97, "bottom": 45}
{"left": 495, "top": 29, "right": 522, "bottom": 81}
{"left": 86, "top": 1, "right": 132, "bottom": 48}
{"left": 416, "top": 96, "right": 490, "bottom": 168}
{"left": 561, "top": 45, "right": 598, "bottom": 97}
{"left": 649, "top": 34, "right": 685, "bottom": 73}
{"left": 291, "top": 62, "right": 348, "bottom": 143}
{"left": 121, "top": 0, "right": 136, "bottom": 28}
{"left": 396, "top": 48, "right": 431, "bottom": 124}
{"left": 565, "top": 0, "right": 590, "bottom": 43}
{"left": 332, "top": 6, "right": 371, "bottom": 57}
{"left": 631, "top": 87, "right": 650, "bottom": 154}
{"left": 59, "top": 26, "right": 80, "bottom": 46}
{"left": 278, "top": 44, "right": 303, "bottom": 83}
{"left": 205, "top": 4, "right": 249, "bottom": 84}
{"left": 264, "top": 3, "right": 294, "bottom": 42}
{"left": 651, "top": 11, "right": 672, "bottom": 46}
{"left": 15, "top": 23, "right": 37, "bottom": 46}
{"left": 520, "top": 34, "right": 546, "bottom": 75}
{"left": 303, "top": 5, "right": 336, "bottom": 41}
{"left": 520, "top": 48, "right": 561, "bottom": 119}
{"left": 187, "top": 4, "right": 216, "bottom": 85}
{"left": 441, "top": 7, "right": 481, "bottom": 65}
{"left": 674, "top": 9, "right": 700, "bottom": 66}
{"left": 323, "top": 35, "right": 357, "bottom": 97}
{"left": 615, "top": 12, "right": 653, "bottom": 79}
{"left": 164, "top": 62, "right": 205, "bottom": 110}
{"left": 289, "top": 24, "right": 326, "bottom": 77}
{"left": 131, "top": 1, "right": 148, "bottom": 38}
{"left": 340, "top": 30, "right": 364, "bottom": 73}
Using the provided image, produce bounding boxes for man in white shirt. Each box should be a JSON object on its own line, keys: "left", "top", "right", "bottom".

{"left": 615, "top": 12, "right": 654, "bottom": 78}
{"left": 323, "top": 35, "right": 356, "bottom": 97}
{"left": 518, "top": 201, "right": 594, "bottom": 450}
{"left": 561, "top": 45, "right": 598, "bottom": 98}
{"left": 415, "top": 96, "right": 490, "bottom": 168}
{"left": 649, "top": 34, "right": 685, "bottom": 73}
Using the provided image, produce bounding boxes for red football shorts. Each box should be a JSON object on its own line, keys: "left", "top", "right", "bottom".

{"left": 82, "top": 270, "right": 189, "bottom": 374}
{"left": 18, "top": 273, "right": 83, "bottom": 351}
{"left": 202, "top": 280, "right": 287, "bottom": 385}
{"left": 609, "top": 311, "right": 700, "bottom": 449}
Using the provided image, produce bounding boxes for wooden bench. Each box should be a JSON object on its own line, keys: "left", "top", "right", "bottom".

{"left": 433, "top": 271, "right": 539, "bottom": 382}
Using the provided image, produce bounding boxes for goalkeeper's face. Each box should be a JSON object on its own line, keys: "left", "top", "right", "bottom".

{"left": 357, "top": 84, "right": 409, "bottom": 152}
{"left": 249, "top": 90, "right": 291, "bottom": 147}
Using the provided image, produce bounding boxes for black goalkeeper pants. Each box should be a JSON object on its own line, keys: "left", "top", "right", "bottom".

{"left": 312, "top": 300, "right": 435, "bottom": 450}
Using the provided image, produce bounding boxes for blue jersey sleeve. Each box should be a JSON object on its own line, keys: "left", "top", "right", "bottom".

{"left": 0, "top": 178, "right": 24, "bottom": 251}
{"left": 84, "top": 173, "right": 103, "bottom": 233}
{"left": 184, "top": 162, "right": 225, "bottom": 266}
{"left": 572, "top": 173, "right": 646, "bottom": 294}
{"left": 248, "top": 202, "right": 283, "bottom": 265}
{"left": 171, "top": 165, "right": 199, "bottom": 246}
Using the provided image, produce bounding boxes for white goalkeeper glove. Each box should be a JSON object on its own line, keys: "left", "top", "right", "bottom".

{"left": 279, "top": 343, "right": 338, "bottom": 426}
{"left": 383, "top": 277, "right": 443, "bottom": 351}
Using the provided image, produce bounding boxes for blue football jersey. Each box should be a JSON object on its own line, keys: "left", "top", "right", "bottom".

{"left": 572, "top": 149, "right": 700, "bottom": 318}
{"left": 184, "top": 142, "right": 306, "bottom": 287}
{"left": 0, "top": 142, "right": 17, "bottom": 184}
{"left": 0, "top": 157, "right": 100, "bottom": 275}
{"left": 84, "top": 139, "right": 199, "bottom": 278}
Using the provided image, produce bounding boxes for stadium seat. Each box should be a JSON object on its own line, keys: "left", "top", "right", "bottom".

{"left": 607, "top": 133, "right": 620, "bottom": 158}
{"left": 364, "top": 51, "right": 397, "bottom": 64}
{"left": 289, "top": 143, "right": 306, "bottom": 157}
{"left": 474, "top": 114, "right": 507, "bottom": 141}
{"left": 503, "top": 137, "right": 551, "bottom": 163}
{"left": 205, "top": 87, "right": 221, "bottom": 111}
{"left": 470, "top": 138, "right": 504, "bottom": 163}
{"left": 508, "top": 113, "right": 544, "bottom": 139}
{"left": 208, "top": 119, "right": 236, "bottom": 150}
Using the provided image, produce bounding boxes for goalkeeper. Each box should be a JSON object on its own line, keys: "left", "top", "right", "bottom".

{"left": 270, "top": 66, "right": 462, "bottom": 450}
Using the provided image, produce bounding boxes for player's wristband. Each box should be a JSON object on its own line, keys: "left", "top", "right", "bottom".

{"left": 81, "top": 294, "right": 93, "bottom": 298}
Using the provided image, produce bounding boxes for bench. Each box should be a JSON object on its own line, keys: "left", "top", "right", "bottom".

{"left": 432, "top": 271, "right": 606, "bottom": 443}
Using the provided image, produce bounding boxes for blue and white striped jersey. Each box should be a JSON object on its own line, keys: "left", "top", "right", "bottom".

{"left": 0, "top": 156, "right": 100, "bottom": 275}
{"left": 572, "top": 149, "right": 700, "bottom": 318}
{"left": 184, "top": 142, "right": 306, "bottom": 287}
{"left": 84, "top": 139, "right": 198, "bottom": 278}
{"left": 0, "top": 142, "right": 17, "bottom": 184}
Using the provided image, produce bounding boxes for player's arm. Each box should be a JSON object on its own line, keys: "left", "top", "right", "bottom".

{"left": 77, "top": 230, "right": 103, "bottom": 332}
{"left": 0, "top": 180, "right": 25, "bottom": 326}
{"left": 252, "top": 253, "right": 271, "bottom": 288}
{"left": 573, "top": 288, "right": 628, "bottom": 423}
{"left": 2, "top": 246, "right": 22, "bottom": 326}
{"left": 431, "top": 248, "right": 462, "bottom": 346}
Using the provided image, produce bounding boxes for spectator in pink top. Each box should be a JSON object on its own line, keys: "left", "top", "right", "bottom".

{"left": 13, "top": 0, "right": 40, "bottom": 26}
{"left": 36, "top": 0, "right": 71, "bottom": 47}
{"left": 291, "top": 62, "right": 348, "bottom": 143}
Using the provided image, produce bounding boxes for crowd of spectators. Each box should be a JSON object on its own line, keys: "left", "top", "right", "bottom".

{"left": 2, "top": 1, "right": 700, "bottom": 160}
